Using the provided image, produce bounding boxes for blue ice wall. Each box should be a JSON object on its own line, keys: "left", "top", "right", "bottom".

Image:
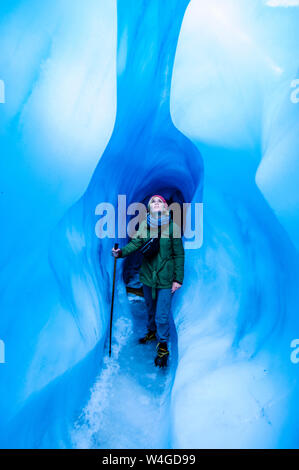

{"left": 0, "top": 0, "right": 299, "bottom": 449}
{"left": 169, "top": 0, "right": 299, "bottom": 448}
{"left": 0, "top": 0, "right": 117, "bottom": 447}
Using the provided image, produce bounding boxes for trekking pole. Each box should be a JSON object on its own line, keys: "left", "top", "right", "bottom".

{"left": 109, "top": 242, "right": 119, "bottom": 357}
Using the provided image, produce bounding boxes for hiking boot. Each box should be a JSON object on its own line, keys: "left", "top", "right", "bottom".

{"left": 138, "top": 330, "right": 157, "bottom": 344}
{"left": 154, "top": 342, "right": 169, "bottom": 368}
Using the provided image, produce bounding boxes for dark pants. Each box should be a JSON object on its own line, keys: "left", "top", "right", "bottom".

{"left": 142, "top": 283, "right": 173, "bottom": 343}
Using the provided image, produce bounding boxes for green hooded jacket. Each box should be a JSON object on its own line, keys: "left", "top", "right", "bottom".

{"left": 119, "top": 218, "right": 184, "bottom": 299}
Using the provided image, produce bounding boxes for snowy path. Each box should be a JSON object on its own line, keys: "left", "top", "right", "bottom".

{"left": 71, "top": 294, "right": 175, "bottom": 449}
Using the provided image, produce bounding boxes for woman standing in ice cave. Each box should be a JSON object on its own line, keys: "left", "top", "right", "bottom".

{"left": 111, "top": 195, "right": 184, "bottom": 368}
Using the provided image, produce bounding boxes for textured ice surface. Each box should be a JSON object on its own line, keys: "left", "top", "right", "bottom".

{"left": 0, "top": 0, "right": 299, "bottom": 449}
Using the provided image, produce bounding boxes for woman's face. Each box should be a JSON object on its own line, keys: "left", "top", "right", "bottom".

{"left": 150, "top": 197, "right": 165, "bottom": 216}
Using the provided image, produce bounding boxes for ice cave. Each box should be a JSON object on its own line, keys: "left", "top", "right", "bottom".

{"left": 0, "top": 0, "right": 299, "bottom": 449}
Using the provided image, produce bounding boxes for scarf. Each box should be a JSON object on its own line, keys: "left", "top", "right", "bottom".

{"left": 147, "top": 212, "right": 170, "bottom": 228}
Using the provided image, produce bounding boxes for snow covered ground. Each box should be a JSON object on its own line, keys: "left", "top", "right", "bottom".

{"left": 72, "top": 294, "right": 175, "bottom": 449}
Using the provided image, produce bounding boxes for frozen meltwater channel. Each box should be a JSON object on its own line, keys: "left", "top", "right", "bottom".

{"left": 71, "top": 294, "right": 174, "bottom": 449}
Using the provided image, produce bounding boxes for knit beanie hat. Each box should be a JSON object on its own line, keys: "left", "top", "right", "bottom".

{"left": 147, "top": 194, "right": 168, "bottom": 209}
